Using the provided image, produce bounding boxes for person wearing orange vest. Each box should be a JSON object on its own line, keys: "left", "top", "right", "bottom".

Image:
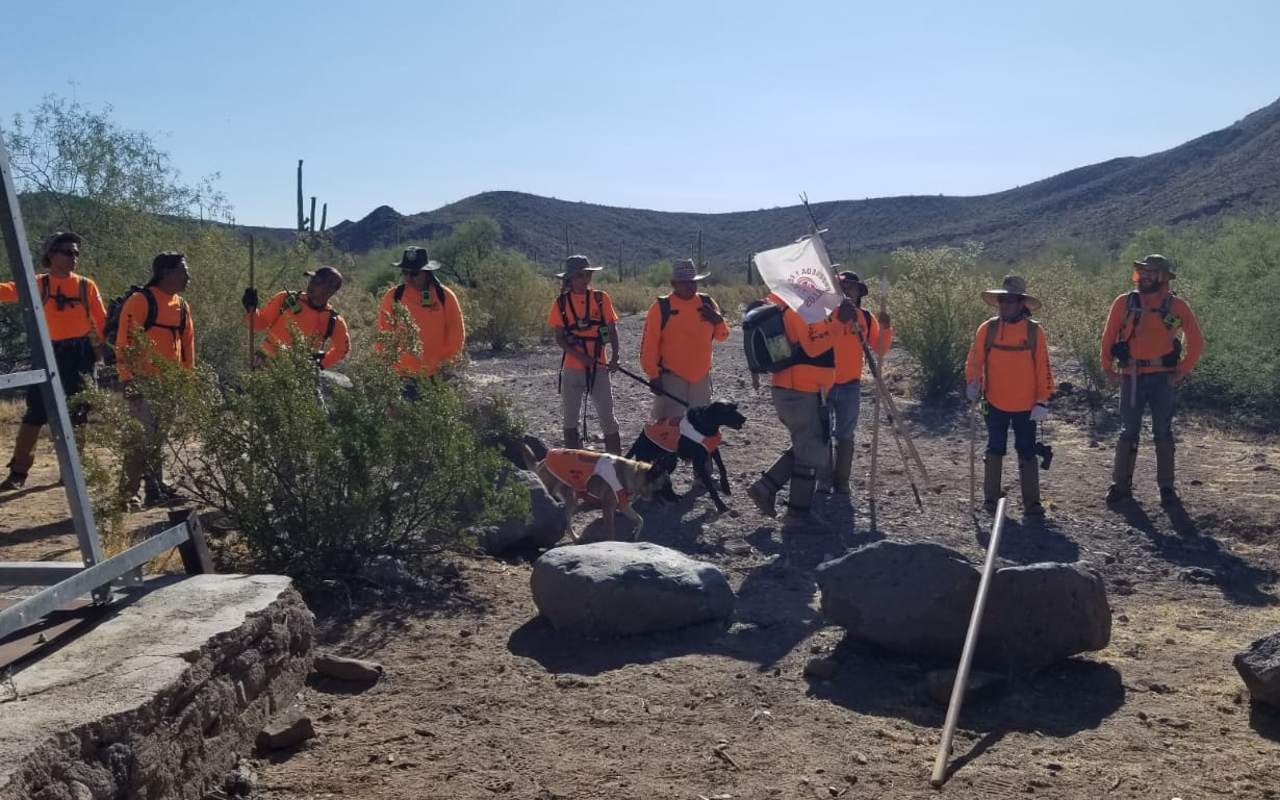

{"left": 243, "top": 266, "right": 350, "bottom": 368}
{"left": 965, "top": 276, "right": 1053, "bottom": 517}
{"left": 0, "top": 232, "right": 107, "bottom": 490}
{"left": 1099, "top": 254, "right": 1204, "bottom": 507}
{"left": 746, "top": 293, "right": 839, "bottom": 519}
{"left": 638, "top": 258, "right": 730, "bottom": 419}
{"left": 115, "top": 252, "right": 196, "bottom": 507}
{"left": 548, "top": 255, "right": 622, "bottom": 453}
{"left": 376, "top": 247, "right": 465, "bottom": 392}
{"left": 827, "top": 271, "right": 893, "bottom": 495}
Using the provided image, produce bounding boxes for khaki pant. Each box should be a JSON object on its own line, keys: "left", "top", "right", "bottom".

{"left": 772, "top": 387, "right": 828, "bottom": 471}
{"left": 561, "top": 368, "right": 619, "bottom": 435}
{"left": 651, "top": 372, "right": 712, "bottom": 419}
{"left": 121, "top": 388, "right": 162, "bottom": 498}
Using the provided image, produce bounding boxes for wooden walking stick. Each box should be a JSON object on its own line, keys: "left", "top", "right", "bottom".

{"left": 247, "top": 235, "right": 256, "bottom": 370}
{"left": 931, "top": 497, "right": 1007, "bottom": 787}
{"left": 868, "top": 269, "right": 889, "bottom": 515}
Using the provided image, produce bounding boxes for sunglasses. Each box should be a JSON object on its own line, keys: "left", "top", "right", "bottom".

{"left": 52, "top": 248, "right": 80, "bottom": 258}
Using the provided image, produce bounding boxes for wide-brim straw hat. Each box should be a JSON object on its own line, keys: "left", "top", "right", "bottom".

{"left": 556, "top": 254, "right": 603, "bottom": 279}
{"left": 671, "top": 258, "right": 710, "bottom": 282}
{"left": 982, "top": 275, "right": 1042, "bottom": 311}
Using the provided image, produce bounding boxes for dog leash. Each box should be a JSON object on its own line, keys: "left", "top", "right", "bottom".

{"left": 615, "top": 365, "right": 690, "bottom": 408}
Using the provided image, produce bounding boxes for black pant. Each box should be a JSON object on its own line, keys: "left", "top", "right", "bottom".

{"left": 985, "top": 404, "right": 1037, "bottom": 458}
{"left": 22, "top": 337, "right": 95, "bottom": 426}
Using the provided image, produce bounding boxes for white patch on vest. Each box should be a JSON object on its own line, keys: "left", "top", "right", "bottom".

{"left": 678, "top": 416, "right": 712, "bottom": 451}
{"left": 592, "top": 455, "right": 625, "bottom": 495}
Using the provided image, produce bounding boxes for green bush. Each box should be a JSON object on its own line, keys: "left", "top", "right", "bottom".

{"left": 464, "top": 252, "right": 556, "bottom": 351}
{"left": 890, "top": 243, "right": 989, "bottom": 400}
{"left": 83, "top": 344, "right": 526, "bottom": 587}
{"left": 1025, "top": 258, "right": 1128, "bottom": 400}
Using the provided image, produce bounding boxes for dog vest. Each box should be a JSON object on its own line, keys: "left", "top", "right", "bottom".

{"left": 644, "top": 416, "right": 723, "bottom": 454}
{"left": 543, "top": 449, "right": 630, "bottom": 507}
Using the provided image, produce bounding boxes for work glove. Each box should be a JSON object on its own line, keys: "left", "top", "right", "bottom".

{"left": 648, "top": 377, "right": 663, "bottom": 395}
{"left": 1030, "top": 403, "right": 1050, "bottom": 422}
{"left": 241, "top": 287, "right": 259, "bottom": 312}
{"left": 311, "top": 351, "right": 326, "bottom": 366}
{"left": 965, "top": 382, "right": 981, "bottom": 403}
{"left": 698, "top": 304, "right": 724, "bottom": 325}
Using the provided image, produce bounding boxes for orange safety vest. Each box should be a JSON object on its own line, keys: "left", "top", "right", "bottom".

{"left": 643, "top": 417, "right": 722, "bottom": 454}
{"left": 542, "top": 449, "right": 631, "bottom": 507}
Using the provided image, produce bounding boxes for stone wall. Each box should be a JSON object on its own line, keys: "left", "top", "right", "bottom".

{"left": 0, "top": 574, "right": 314, "bottom": 800}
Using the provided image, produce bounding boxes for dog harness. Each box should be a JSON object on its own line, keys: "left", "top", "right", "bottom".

{"left": 543, "top": 449, "right": 630, "bottom": 508}
{"left": 642, "top": 417, "right": 722, "bottom": 454}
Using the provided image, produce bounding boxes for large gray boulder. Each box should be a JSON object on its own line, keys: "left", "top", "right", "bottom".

{"left": 1235, "top": 631, "right": 1280, "bottom": 708}
{"left": 817, "top": 540, "right": 1110, "bottom": 669}
{"left": 531, "top": 542, "right": 734, "bottom": 637}
{"left": 480, "top": 468, "right": 565, "bottom": 554}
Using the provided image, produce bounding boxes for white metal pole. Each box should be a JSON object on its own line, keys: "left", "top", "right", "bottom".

{"left": 930, "top": 497, "right": 1007, "bottom": 787}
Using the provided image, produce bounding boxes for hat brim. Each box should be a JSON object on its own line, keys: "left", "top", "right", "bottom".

{"left": 840, "top": 279, "right": 869, "bottom": 296}
{"left": 397, "top": 260, "right": 442, "bottom": 272}
{"left": 672, "top": 272, "right": 711, "bottom": 282}
{"left": 1133, "top": 260, "right": 1176, "bottom": 278}
{"left": 556, "top": 266, "right": 603, "bottom": 278}
{"left": 982, "top": 290, "right": 1041, "bottom": 311}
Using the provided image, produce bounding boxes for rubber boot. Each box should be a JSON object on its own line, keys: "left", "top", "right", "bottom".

{"left": 982, "top": 455, "right": 1003, "bottom": 513}
{"left": 748, "top": 450, "right": 794, "bottom": 518}
{"left": 1019, "top": 457, "right": 1045, "bottom": 517}
{"left": 0, "top": 423, "right": 40, "bottom": 490}
{"left": 833, "top": 438, "right": 855, "bottom": 495}
{"left": 604, "top": 432, "right": 622, "bottom": 456}
{"left": 785, "top": 465, "right": 818, "bottom": 518}
{"left": 563, "top": 427, "right": 581, "bottom": 450}
{"left": 1106, "top": 439, "right": 1137, "bottom": 504}
{"left": 1155, "top": 439, "right": 1179, "bottom": 506}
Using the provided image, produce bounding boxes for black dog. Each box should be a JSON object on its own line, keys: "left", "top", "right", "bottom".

{"left": 626, "top": 401, "right": 747, "bottom": 513}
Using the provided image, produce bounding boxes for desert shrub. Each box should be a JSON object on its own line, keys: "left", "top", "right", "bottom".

{"left": 890, "top": 243, "right": 989, "bottom": 401}
{"left": 464, "top": 253, "right": 556, "bottom": 351}
{"left": 1025, "top": 258, "right": 1128, "bottom": 400}
{"left": 80, "top": 343, "right": 526, "bottom": 587}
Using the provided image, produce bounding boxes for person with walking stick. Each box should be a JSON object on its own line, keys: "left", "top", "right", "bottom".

{"left": 965, "top": 276, "right": 1053, "bottom": 517}
{"left": 638, "top": 258, "right": 729, "bottom": 418}
{"left": 826, "top": 270, "right": 892, "bottom": 495}
{"left": 549, "top": 255, "right": 622, "bottom": 454}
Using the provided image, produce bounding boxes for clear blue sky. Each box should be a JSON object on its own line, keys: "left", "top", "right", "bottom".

{"left": 3, "top": 0, "right": 1278, "bottom": 228}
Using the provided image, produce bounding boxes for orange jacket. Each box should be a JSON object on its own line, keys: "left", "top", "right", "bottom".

{"left": 0, "top": 273, "right": 107, "bottom": 343}
{"left": 1099, "top": 288, "right": 1204, "bottom": 378}
{"left": 547, "top": 290, "right": 618, "bottom": 371}
{"left": 115, "top": 287, "right": 195, "bottom": 382}
{"left": 638, "top": 293, "right": 730, "bottom": 383}
{"left": 965, "top": 317, "right": 1053, "bottom": 412}
{"left": 832, "top": 307, "right": 892, "bottom": 384}
{"left": 376, "top": 282, "right": 465, "bottom": 377}
{"left": 768, "top": 294, "right": 835, "bottom": 393}
{"left": 542, "top": 449, "right": 631, "bottom": 507}
{"left": 248, "top": 290, "right": 350, "bottom": 369}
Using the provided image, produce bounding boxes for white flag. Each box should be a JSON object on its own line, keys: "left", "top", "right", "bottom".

{"left": 751, "top": 235, "right": 843, "bottom": 324}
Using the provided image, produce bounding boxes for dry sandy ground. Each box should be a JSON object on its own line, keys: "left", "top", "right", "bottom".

{"left": 3, "top": 316, "right": 1280, "bottom": 799}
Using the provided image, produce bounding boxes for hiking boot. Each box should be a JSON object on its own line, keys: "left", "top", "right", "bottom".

{"left": 1155, "top": 439, "right": 1177, "bottom": 498}
{"left": 1, "top": 423, "right": 41, "bottom": 491}
{"left": 1019, "top": 456, "right": 1045, "bottom": 518}
{"left": 0, "top": 471, "right": 27, "bottom": 491}
{"left": 982, "top": 455, "right": 1004, "bottom": 513}
{"left": 1105, "top": 484, "right": 1133, "bottom": 504}
{"left": 833, "top": 438, "right": 855, "bottom": 496}
{"left": 1160, "top": 487, "right": 1181, "bottom": 507}
{"left": 785, "top": 467, "right": 818, "bottom": 516}
{"left": 603, "top": 432, "right": 622, "bottom": 456}
{"left": 747, "top": 479, "right": 778, "bottom": 518}
{"left": 563, "top": 427, "right": 581, "bottom": 450}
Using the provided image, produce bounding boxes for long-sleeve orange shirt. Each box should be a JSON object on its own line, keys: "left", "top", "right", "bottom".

{"left": 832, "top": 308, "right": 893, "bottom": 384}
{"left": 1099, "top": 288, "right": 1204, "bottom": 378}
{"left": 547, "top": 290, "right": 619, "bottom": 371}
{"left": 115, "top": 287, "right": 195, "bottom": 382}
{"left": 0, "top": 273, "right": 107, "bottom": 343}
{"left": 768, "top": 295, "right": 835, "bottom": 394}
{"left": 965, "top": 317, "right": 1053, "bottom": 413}
{"left": 638, "top": 293, "right": 730, "bottom": 383}
{"left": 376, "top": 282, "right": 465, "bottom": 377}
{"left": 248, "top": 290, "right": 350, "bottom": 369}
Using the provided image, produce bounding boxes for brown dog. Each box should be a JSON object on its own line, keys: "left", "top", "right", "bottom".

{"left": 525, "top": 447, "right": 665, "bottom": 543}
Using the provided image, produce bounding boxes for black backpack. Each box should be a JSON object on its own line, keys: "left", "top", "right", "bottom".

{"left": 393, "top": 281, "right": 446, "bottom": 308}
{"left": 742, "top": 300, "right": 834, "bottom": 374}
{"left": 102, "top": 286, "right": 189, "bottom": 367}
{"left": 657, "top": 293, "right": 715, "bottom": 329}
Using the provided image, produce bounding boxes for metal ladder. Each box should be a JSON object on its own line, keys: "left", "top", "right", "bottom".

{"left": 0, "top": 127, "right": 210, "bottom": 643}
